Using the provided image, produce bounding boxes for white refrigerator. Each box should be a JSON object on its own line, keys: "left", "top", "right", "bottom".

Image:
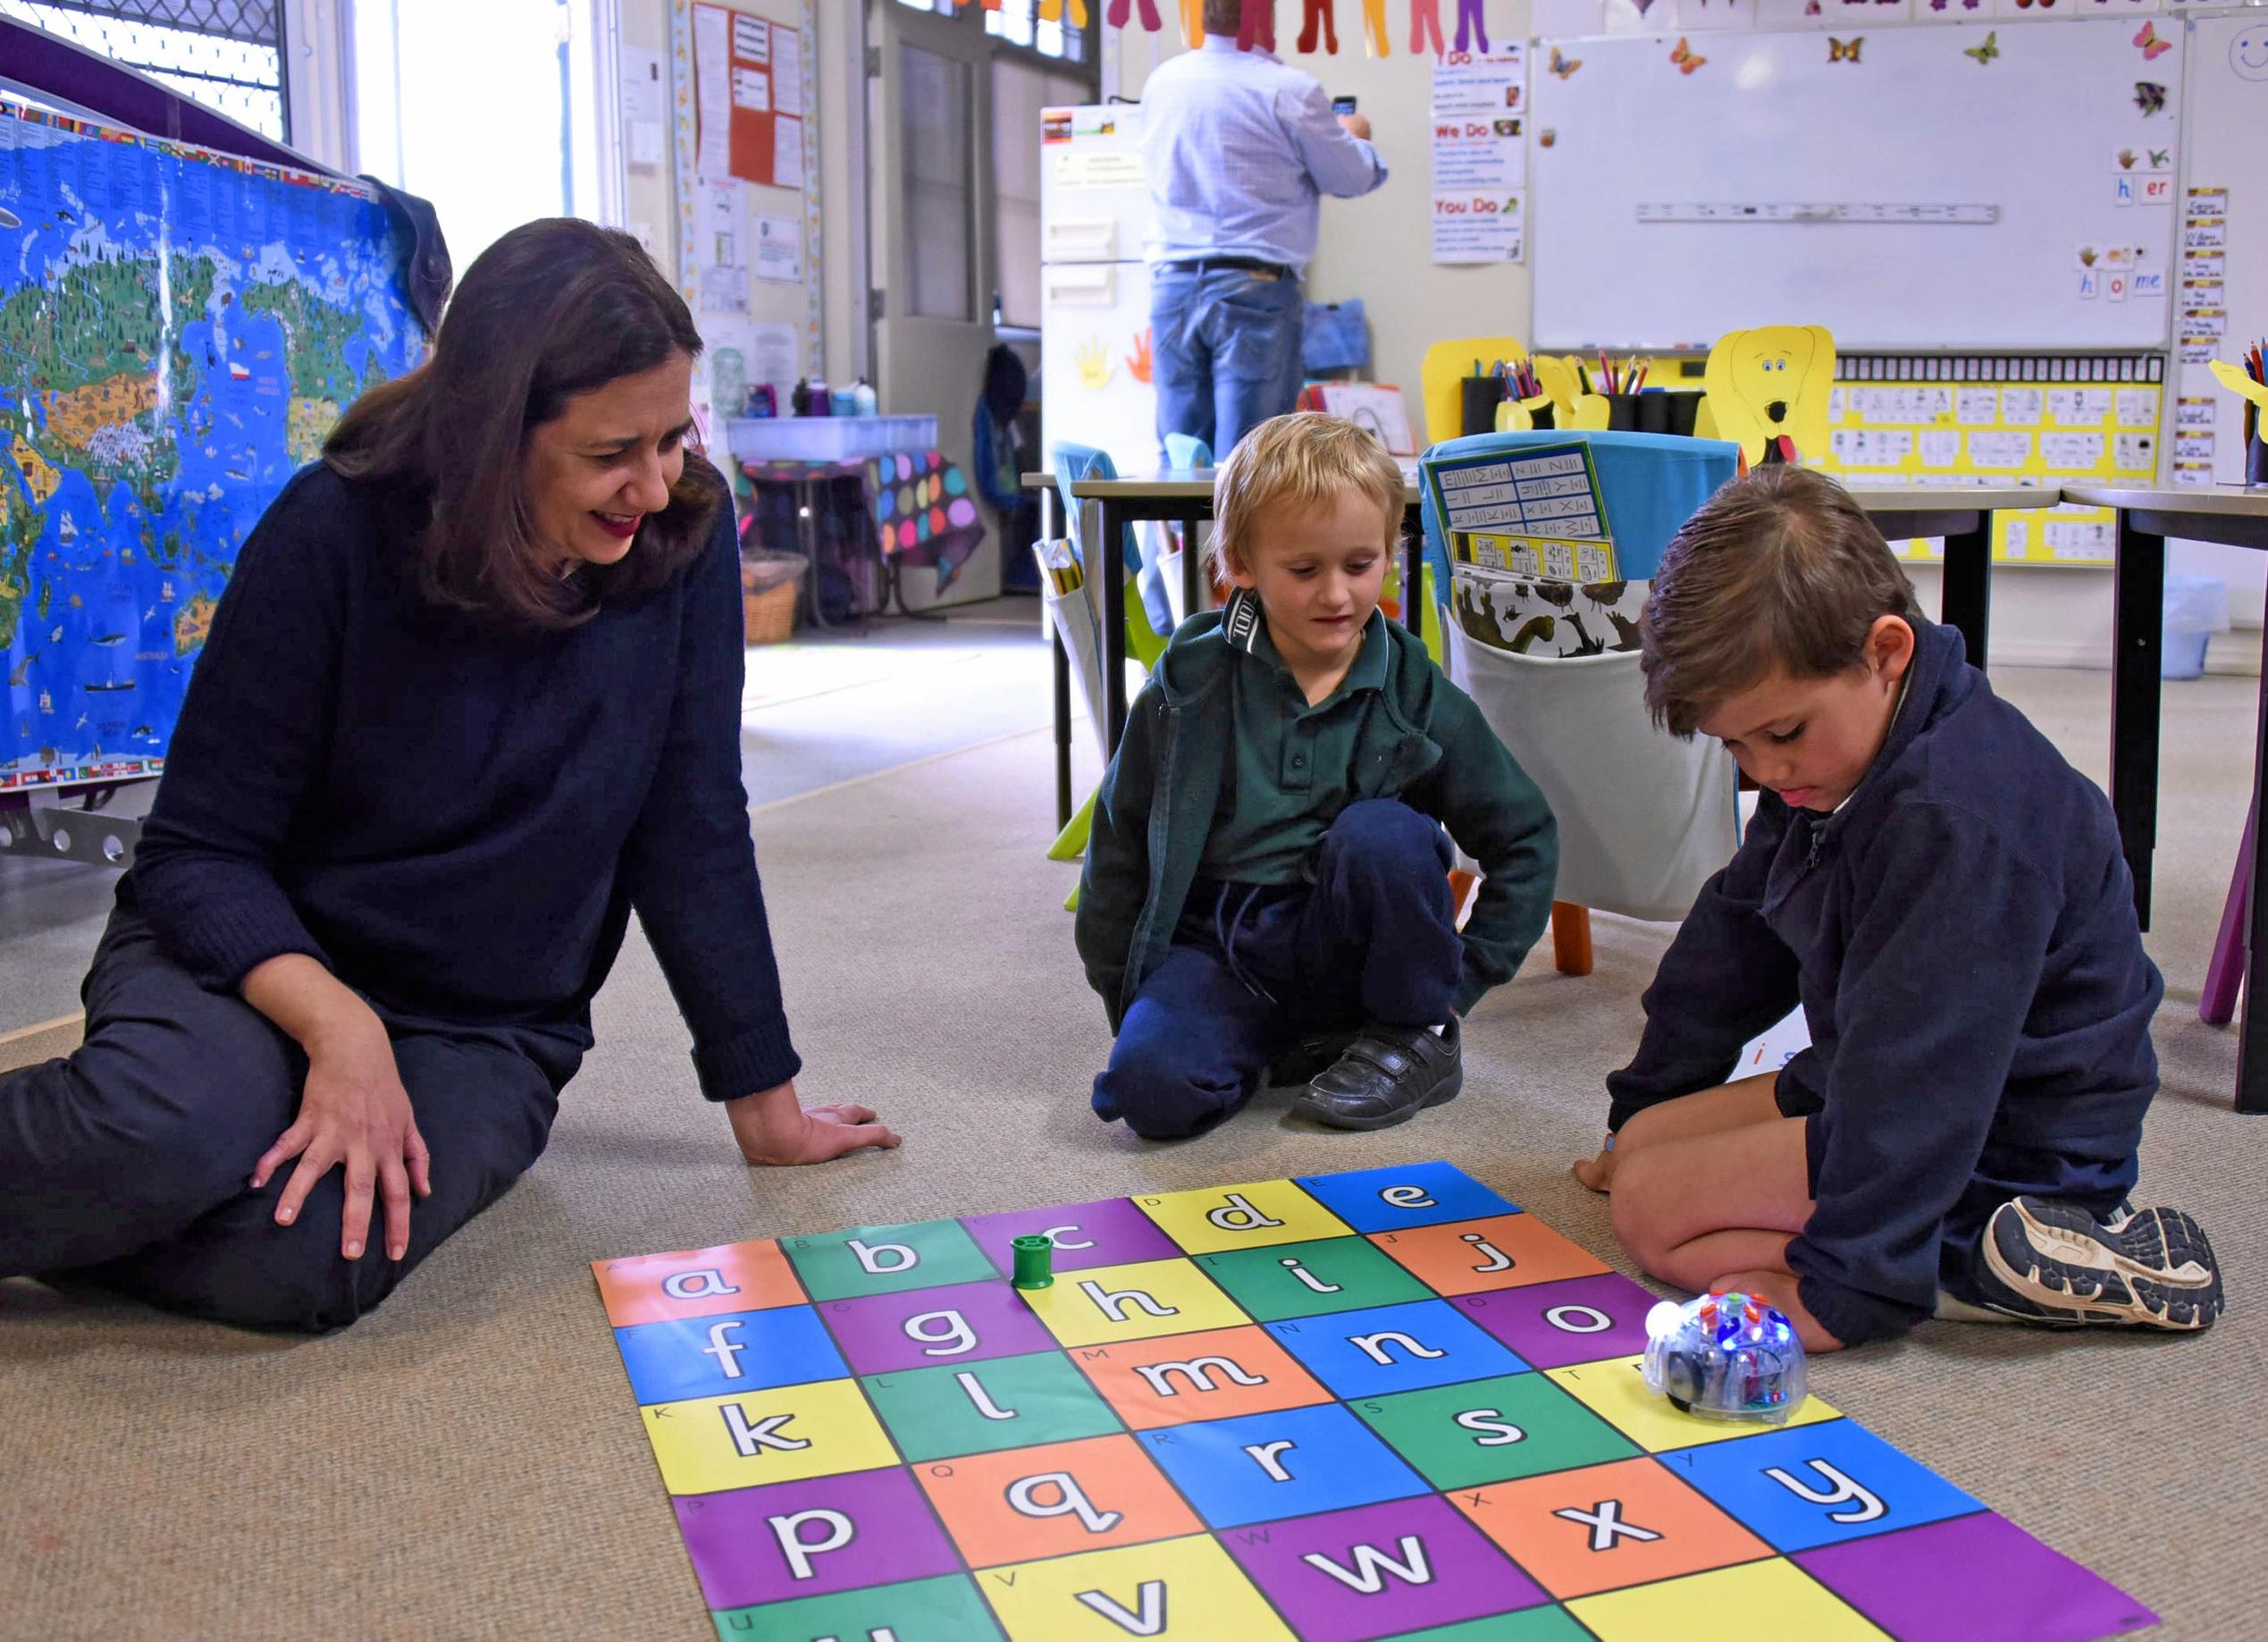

{"left": 1038, "top": 104, "right": 1158, "bottom": 476}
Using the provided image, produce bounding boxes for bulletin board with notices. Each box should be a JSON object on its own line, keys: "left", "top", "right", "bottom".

{"left": 1819, "top": 354, "right": 2164, "bottom": 568}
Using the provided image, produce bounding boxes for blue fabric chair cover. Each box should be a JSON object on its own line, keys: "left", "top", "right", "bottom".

{"left": 1418, "top": 430, "right": 1740, "bottom": 607}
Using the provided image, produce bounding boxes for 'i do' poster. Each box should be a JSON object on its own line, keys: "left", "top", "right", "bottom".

{"left": 1431, "top": 49, "right": 1527, "bottom": 265}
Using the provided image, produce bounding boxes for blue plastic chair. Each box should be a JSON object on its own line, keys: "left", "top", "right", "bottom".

{"left": 1163, "top": 433, "right": 1214, "bottom": 471}
{"left": 1051, "top": 442, "right": 1175, "bottom": 641}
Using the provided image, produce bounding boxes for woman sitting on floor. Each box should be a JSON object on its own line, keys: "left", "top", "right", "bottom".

{"left": 0, "top": 218, "right": 898, "bottom": 1333}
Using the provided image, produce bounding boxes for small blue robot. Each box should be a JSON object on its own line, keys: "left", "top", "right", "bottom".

{"left": 1642, "top": 1291, "right": 1808, "bottom": 1425}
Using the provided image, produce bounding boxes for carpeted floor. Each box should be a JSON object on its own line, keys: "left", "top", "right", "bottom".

{"left": 0, "top": 655, "right": 2259, "bottom": 1640}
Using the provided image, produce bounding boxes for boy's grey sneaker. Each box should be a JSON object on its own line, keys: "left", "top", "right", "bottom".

{"left": 1294, "top": 1016, "right": 1462, "bottom": 1131}
{"left": 1977, "top": 1196, "right": 2223, "bottom": 1331}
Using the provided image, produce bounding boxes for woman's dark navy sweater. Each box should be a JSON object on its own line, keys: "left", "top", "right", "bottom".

{"left": 122, "top": 460, "right": 799, "bottom": 1102}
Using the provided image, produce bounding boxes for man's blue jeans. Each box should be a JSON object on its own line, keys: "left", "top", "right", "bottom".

{"left": 1149, "top": 265, "right": 1305, "bottom": 462}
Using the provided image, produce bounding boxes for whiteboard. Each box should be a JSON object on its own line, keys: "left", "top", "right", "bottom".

{"left": 2179, "top": 13, "right": 2268, "bottom": 486}
{"left": 1531, "top": 21, "right": 2185, "bottom": 350}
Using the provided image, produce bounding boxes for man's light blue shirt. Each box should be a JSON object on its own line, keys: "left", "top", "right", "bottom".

{"left": 1140, "top": 34, "right": 1387, "bottom": 277}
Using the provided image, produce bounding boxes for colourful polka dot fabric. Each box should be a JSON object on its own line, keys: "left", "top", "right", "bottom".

{"left": 735, "top": 448, "right": 989, "bottom": 600}
{"left": 869, "top": 450, "right": 983, "bottom": 580}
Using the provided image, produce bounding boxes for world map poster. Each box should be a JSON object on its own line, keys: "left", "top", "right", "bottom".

{"left": 0, "top": 99, "right": 426, "bottom": 787}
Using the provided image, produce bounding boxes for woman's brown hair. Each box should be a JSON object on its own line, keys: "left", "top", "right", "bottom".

{"left": 324, "top": 217, "right": 724, "bottom": 628}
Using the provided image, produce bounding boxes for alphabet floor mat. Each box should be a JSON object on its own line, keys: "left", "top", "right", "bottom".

{"left": 590, "top": 1162, "right": 2149, "bottom": 1640}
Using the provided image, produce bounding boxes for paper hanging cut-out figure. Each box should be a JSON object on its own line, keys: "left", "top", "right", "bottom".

{"left": 1456, "top": 0, "right": 1489, "bottom": 53}
{"left": 1239, "top": 0, "right": 1277, "bottom": 49}
{"left": 1037, "top": 0, "right": 1090, "bottom": 24}
{"left": 1300, "top": 0, "right": 1340, "bottom": 52}
{"left": 1702, "top": 324, "right": 1836, "bottom": 467}
{"left": 1109, "top": 0, "right": 1165, "bottom": 29}
{"left": 1182, "top": 0, "right": 1205, "bottom": 46}
{"left": 1411, "top": 0, "right": 1446, "bottom": 55}
{"left": 1362, "top": 0, "right": 1391, "bottom": 54}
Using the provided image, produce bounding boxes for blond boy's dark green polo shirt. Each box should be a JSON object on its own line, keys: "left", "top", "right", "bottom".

{"left": 1199, "top": 605, "right": 1392, "bottom": 885}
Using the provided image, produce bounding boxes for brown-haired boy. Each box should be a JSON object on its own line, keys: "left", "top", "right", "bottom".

{"left": 1076, "top": 413, "right": 1556, "bottom": 1139}
{"left": 1581, "top": 466, "right": 2221, "bottom": 1350}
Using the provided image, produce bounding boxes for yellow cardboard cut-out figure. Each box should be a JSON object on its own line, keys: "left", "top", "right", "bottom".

{"left": 1533, "top": 355, "right": 1582, "bottom": 417}
{"left": 1703, "top": 324, "right": 1835, "bottom": 466}
{"left": 2207, "top": 358, "right": 2268, "bottom": 418}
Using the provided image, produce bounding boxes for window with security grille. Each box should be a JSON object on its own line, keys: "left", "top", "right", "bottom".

{"left": 0, "top": 0, "right": 288, "bottom": 142}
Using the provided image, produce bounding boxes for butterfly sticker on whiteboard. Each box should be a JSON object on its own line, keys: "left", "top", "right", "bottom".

{"left": 1964, "top": 29, "right": 1999, "bottom": 64}
{"left": 2133, "top": 80, "right": 2167, "bottom": 115}
{"left": 1549, "top": 45, "right": 1583, "bottom": 77}
{"left": 2133, "top": 21, "right": 2171, "bottom": 61}
{"left": 1828, "top": 35, "right": 1862, "bottom": 61}
{"left": 1669, "top": 36, "right": 1707, "bottom": 72}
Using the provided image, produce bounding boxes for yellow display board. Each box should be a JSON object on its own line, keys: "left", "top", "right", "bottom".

{"left": 1819, "top": 354, "right": 2165, "bottom": 568}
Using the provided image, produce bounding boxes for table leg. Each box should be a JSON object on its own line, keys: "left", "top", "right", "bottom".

{"left": 1403, "top": 502, "right": 1426, "bottom": 637}
{"left": 1940, "top": 518, "right": 1992, "bottom": 672}
{"left": 798, "top": 478, "right": 832, "bottom": 633}
{"left": 1102, "top": 499, "right": 1130, "bottom": 754}
{"left": 1054, "top": 620, "right": 1073, "bottom": 829}
{"left": 2108, "top": 514, "right": 2163, "bottom": 930}
{"left": 1182, "top": 517, "right": 1202, "bottom": 621}
{"left": 2240, "top": 620, "right": 2268, "bottom": 1114}
{"left": 1039, "top": 485, "right": 1071, "bottom": 828}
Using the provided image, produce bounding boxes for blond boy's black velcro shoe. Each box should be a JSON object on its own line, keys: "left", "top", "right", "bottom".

{"left": 1295, "top": 1016, "right": 1463, "bottom": 1132}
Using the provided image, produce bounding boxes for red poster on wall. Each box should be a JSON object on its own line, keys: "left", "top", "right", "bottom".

{"left": 727, "top": 23, "right": 772, "bottom": 187}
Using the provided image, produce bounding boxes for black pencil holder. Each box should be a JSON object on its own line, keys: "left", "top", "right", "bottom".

{"left": 1461, "top": 376, "right": 1507, "bottom": 437}
{"left": 1602, "top": 393, "right": 1641, "bottom": 432}
{"left": 2248, "top": 415, "right": 2268, "bottom": 486}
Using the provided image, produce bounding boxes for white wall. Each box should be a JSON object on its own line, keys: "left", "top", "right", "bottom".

{"left": 1104, "top": 9, "right": 2263, "bottom": 672}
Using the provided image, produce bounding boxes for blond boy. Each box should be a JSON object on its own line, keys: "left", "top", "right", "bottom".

{"left": 1076, "top": 414, "right": 1556, "bottom": 1139}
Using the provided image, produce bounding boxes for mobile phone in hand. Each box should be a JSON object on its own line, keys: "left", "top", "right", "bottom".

{"left": 1331, "top": 96, "right": 1358, "bottom": 115}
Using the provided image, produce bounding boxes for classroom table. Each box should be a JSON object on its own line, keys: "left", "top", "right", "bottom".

{"left": 1840, "top": 484, "right": 2035, "bottom": 676}
{"left": 2062, "top": 484, "right": 2268, "bottom": 1114}
{"left": 1027, "top": 471, "right": 2025, "bottom": 828}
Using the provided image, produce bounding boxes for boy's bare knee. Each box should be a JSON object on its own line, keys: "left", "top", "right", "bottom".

{"left": 1614, "top": 1104, "right": 1669, "bottom": 1158}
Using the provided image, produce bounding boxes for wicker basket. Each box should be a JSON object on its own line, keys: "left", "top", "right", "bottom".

{"left": 740, "top": 550, "right": 806, "bottom": 645}
{"left": 743, "top": 579, "right": 798, "bottom": 645}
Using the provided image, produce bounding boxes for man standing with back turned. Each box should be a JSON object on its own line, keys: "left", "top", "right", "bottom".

{"left": 1141, "top": 0, "right": 1389, "bottom": 462}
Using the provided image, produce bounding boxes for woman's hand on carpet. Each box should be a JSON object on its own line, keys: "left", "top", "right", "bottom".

{"left": 728, "top": 1081, "right": 902, "bottom": 1166}
{"left": 250, "top": 1014, "right": 430, "bottom": 1263}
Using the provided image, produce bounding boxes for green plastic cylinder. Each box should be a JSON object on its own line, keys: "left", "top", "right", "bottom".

{"left": 1011, "top": 1234, "right": 1054, "bottom": 1290}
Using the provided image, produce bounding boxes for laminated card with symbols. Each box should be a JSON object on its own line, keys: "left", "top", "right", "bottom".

{"left": 1426, "top": 443, "right": 1620, "bottom": 587}
{"left": 591, "top": 1163, "right": 2155, "bottom": 1640}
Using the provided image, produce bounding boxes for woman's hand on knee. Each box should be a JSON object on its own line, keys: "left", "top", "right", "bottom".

{"left": 727, "top": 1080, "right": 902, "bottom": 1166}
{"left": 249, "top": 1011, "right": 430, "bottom": 1264}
